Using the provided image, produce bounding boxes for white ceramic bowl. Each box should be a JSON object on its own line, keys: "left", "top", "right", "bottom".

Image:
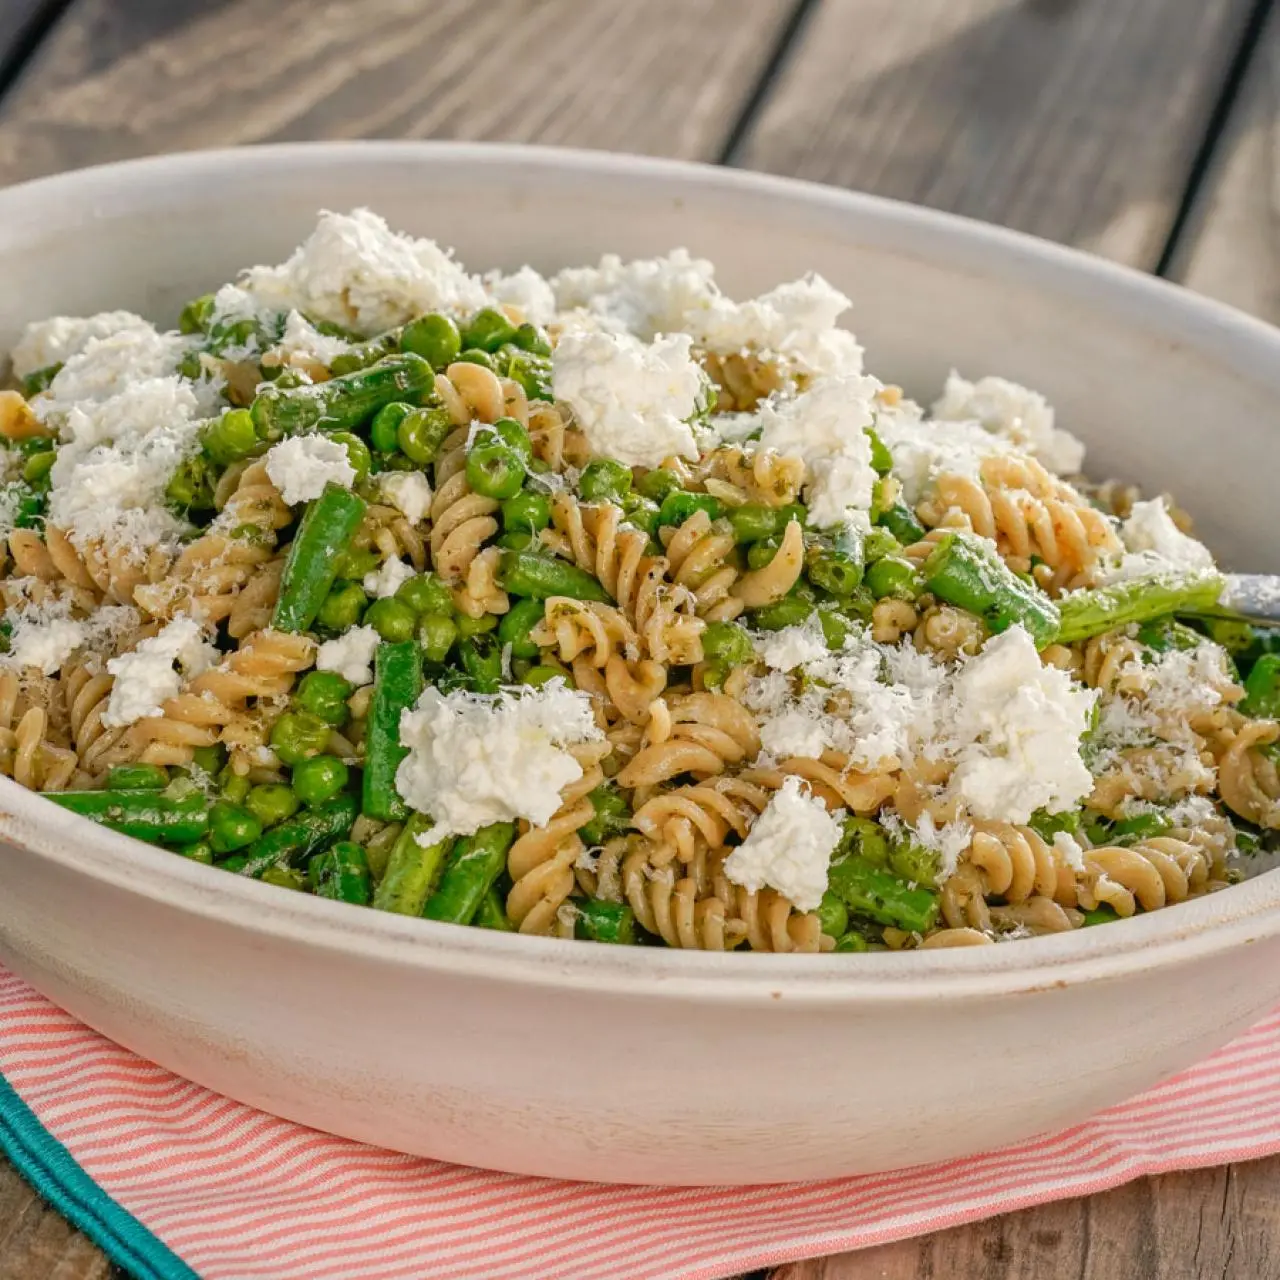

{"left": 0, "top": 142, "right": 1278, "bottom": 1187}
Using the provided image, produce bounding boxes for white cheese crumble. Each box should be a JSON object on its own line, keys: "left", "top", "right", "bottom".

{"left": 875, "top": 397, "right": 1013, "bottom": 506}
{"left": 11, "top": 311, "right": 154, "bottom": 381}
{"left": 1052, "top": 831, "right": 1087, "bottom": 873}
{"left": 932, "top": 371, "right": 1085, "bottom": 476}
{"left": 722, "top": 775, "right": 842, "bottom": 911}
{"left": 552, "top": 330, "right": 705, "bottom": 467}
{"left": 103, "top": 616, "right": 217, "bottom": 728}
{"left": 378, "top": 471, "right": 433, "bottom": 525}
{"left": 35, "top": 325, "right": 192, "bottom": 416}
{"left": 551, "top": 249, "right": 718, "bottom": 339}
{"left": 7, "top": 617, "right": 86, "bottom": 675}
{"left": 485, "top": 266, "right": 556, "bottom": 326}
{"left": 2, "top": 600, "right": 139, "bottom": 675}
{"left": 395, "top": 681, "right": 604, "bottom": 841}
{"left": 315, "top": 625, "right": 380, "bottom": 687}
{"left": 242, "top": 208, "right": 488, "bottom": 336}
{"left": 264, "top": 435, "right": 356, "bottom": 506}
{"left": 363, "top": 556, "right": 415, "bottom": 600}
{"left": 1109, "top": 498, "right": 1215, "bottom": 579}
{"left": 879, "top": 808, "right": 974, "bottom": 883}
{"left": 757, "top": 618, "right": 829, "bottom": 672}
{"left": 944, "top": 627, "right": 1097, "bottom": 824}
{"left": 753, "top": 375, "right": 880, "bottom": 527}
{"left": 275, "top": 311, "right": 357, "bottom": 366}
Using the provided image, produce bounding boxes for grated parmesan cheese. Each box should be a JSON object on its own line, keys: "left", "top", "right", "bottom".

{"left": 11, "top": 311, "right": 154, "bottom": 381}
{"left": 103, "top": 616, "right": 217, "bottom": 728}
{"left": 485, "top": 266, "right": 557, "bottom": 327}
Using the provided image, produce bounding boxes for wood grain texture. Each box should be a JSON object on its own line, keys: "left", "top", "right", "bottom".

{"left": 733, "top": 0, "right": 1255, "bottom": 268}
{"left": 0, "top": 1158, "right": 114, "bottom": 1280}
{"left": 1170, "top": 3, "right": 1280, "bottom": 322}
{"left": 0, "top": 0, "right": 797, "bottom": 185}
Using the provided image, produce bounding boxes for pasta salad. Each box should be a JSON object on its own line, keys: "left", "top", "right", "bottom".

{"left": 2, "top": 209, "right": 1277, "bottom": 952}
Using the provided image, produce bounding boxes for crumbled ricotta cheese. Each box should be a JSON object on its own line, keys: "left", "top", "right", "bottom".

{"left": 275, "top": 311, "right": 357, "bottom": 366}
{"left": 944, "top": 627, "right": 1097, "bottom": 824}
{"left": 485, "top": 266, "right": 556, "bottom": 326}
{"left": 875, "top": 397, "right": 1013, "bottom": 506}
{"left": 552, "top": 330, "right": 705, "bottom": 467}
{"left": 552, "top": 249, "right": 717, "bottom": 339}
{"left": 1052, "top": 831, "right": 1087, "bottom": 873}
{"left": 378, "top": 471, "right": 433, "bottom": 525}
{"left": 103, "top": 616, "right": 217, "bottom": 727}
{"left": 11, "top": 311, "right": 153, "bottom": 381}
{"left": 753, "top": 375, "right": 880, "bottom": 527}
{"left": 2, "top": 599, "right": 139, "bottom": 675}
{"left": 7, "top": 617, "right": 86, "bottom": 675}
{"left": 395, "top": 681, "right": 604, "bottom": 840}
{"left": 264, "top": 435, "right": 356, "bottom": 506}
{"left": 1113, "top": 498, "right": 1215, "bottom": 578}
{"left": 315, "top": 625, "right": 380, "bottom": 687}
{"left": 242, "top": 208, "right": 488, "bottom": 335}
{"left": 757, "top": 618, "right": 829, "bottom": 672}
{"left": 932, "top": 371, "right": 1085, "bottom": 475}
{"left": 363, "top": 556, "right": 415, "bottom": 600}
{"left": 722, "top": 775, "right": 842, "bottom": 911}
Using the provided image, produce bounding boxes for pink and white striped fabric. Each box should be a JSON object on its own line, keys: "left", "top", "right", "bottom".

{"left": 4, "top": 963, "right": 1280, "bottom": 1280}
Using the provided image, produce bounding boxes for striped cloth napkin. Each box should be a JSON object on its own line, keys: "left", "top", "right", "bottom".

{"left": 3, "top": 965, "right": 1280, "bottom": 1280}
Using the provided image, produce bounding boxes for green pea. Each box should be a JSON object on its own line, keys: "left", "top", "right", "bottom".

{"left": 400, "top": 313, "right": 462, "bottom": 368}
{"left": 203, "top": 409, "right": 259, "bottom": 465}
{"left": 370, "top": 402, "right": 413, "bottom": 454}
{"left": 191, "top": 744, "right": 227, "bottom": 775}
{"left": 179, "top": 292, "right": 216, "bottom": 335}
{"left": 750, "top": 596, "right": 814, "bottom": 631}
{"left": 260, "top": 866, "right": 308, "bottom": 892}
{"left": 746, "top": 537, "right": 781, "bottom": 570}
{"left": 173, "top": 841, "right": 214, "bottom": 865}
{"left": 834, "top": 931, "right": 870, "bottom": 953}
{"left": 220, "top": 771, "right": 251, "bottom": 804}
{"left": 294, "top": 670, "right": 354, "bottom": 726}
{"left": 461, "top": 307, "right": 519, "bottom": 353}
{"left": 498, "top": 598, "right": 545, "bottom": 659}
{"left": 21, "top": 450, "right": 55, "bottom": 485}
{"left": 579, "top": 458, "right": 633, "bottom": 503}
{"left": 863, "top": 528, "right": 902, "bottom": 563}
{"left": 728, "top": 503, "right": 780, "bottom": 544}
{"left": 104, "top": 763, "right": 168, "bottom": 791}
{"left": 418, "top": 612, "right": 459, "bottom": 663}
{"left": 621, "top": 494, "right": 660, "bottom": 537}
{"left": 269, "top": 710, "right": 332, "bottom": 765}
{"left": 521, "top": 663, "right": 569, "bottom": 688}
{"left": 511, "top": 323, "right": 552, "bottom": 355}
{"left": 455, "top": 348, "right": 496, "bottom": 371}
{"left": 290, "top": 754, "right": 350, "bottom": 807}
{"left": 816, "top": 891, "right": 849, "bottom": 939}
{"left": 396, "top": 405, "right": 453, "bottom": 464}
{"left": 316, "top": 581, "right": 368, "bottom": 633}
{"left": 332, "top": 547, "right": 380, "bottom": 581}
{"left": 488, "top": 417, "right": 533, "bottom": 463}
{"left": 245, "top": 783, "right": 301, "bottom": 829}
{"left": 817, "top": 607, "right": 853, "bottom": 650}
{"left": 866, "top": 556, "right": 923, "bottom": 601}
{"left": 657, "top": 490, "right": 722, "bottom": 529}
{"left": 635, "top": 469, "right": 681, "bottom": 503}
{"left": 701, "top": 620, "right": 754, "bottom": 666}
{"left": 329, "top": 431, "right": 372, "bottom": 482}
{"left": 396, "top": 571, "right": 454, "bottom": 616}
{"left": 365, "top": 596, "right": 418, "bottom": 643}
{"left": 501, "top": 489, "right": 552, "bottom": 533}
{"left": 456, "top": 611, "right": 498, "bottom": 638}
{"left": 209, "top": 801, "right": 263, "bottom": 854}
{"left": 497, "top": 531, "right": 534, "bottom": 551}
{"left": 466, "top": 440, "right": 526, "bottom": 500}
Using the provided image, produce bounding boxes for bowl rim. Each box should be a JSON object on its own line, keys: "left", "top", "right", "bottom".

{"left": 2, "top": 138, "right": 1279, "bottom": 1003}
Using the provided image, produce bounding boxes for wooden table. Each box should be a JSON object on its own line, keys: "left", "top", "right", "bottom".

{"left": 0, "top": 1, "right": 1277, "bottom": 1276}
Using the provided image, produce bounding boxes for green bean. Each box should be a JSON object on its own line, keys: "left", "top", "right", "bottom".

{"left": 250, "top": 353, "right": 435, "bottom": 440}
{"left": 577, "top": 784, "right": 631, "bottom": 845}
{"left": 294, "top": 670, "right": 353, "bottom": 726}
{"left": 1105, "top": 812, "right": 1174, "bottom": 845}
{"left": 498, "top": 598, "right": 545, "bottom": 660}
{"left": 657, "top": 491, "right": 722, "bottom": 529}
{"left": 422, "top": 821, "right": 517, "bottom": 924}
{"left": 807, "top": 536, "right": 864, "bottom": 596}
{"left": 1242, "top": 654, "right": 1280, "bottom": 719}
{"left": 877, "top": 501, "right": 926, "bottom": 545}
{"left": 105, "top": 764, "right": 168, "bottom": 792}
{"left": 165, "top": 454, "right": 216, "bottom": 511}
{"left": 327, "top": 333, "right": 400, "bottom": 377}
{"left": 219, "top": 770, "right": 251, "bottom": 804}
{"left": 418, "top": 612, "right": 458, "bottom": 663}
{"left": 827, "top": 854, "right": 940, "bottom": 934}
{"left": 372, "top": 811, "right": 453, "bottom": 915}
{"left": 458, "top": 635, "right": 504, "bottom": 693}
{"left": 501, "top": 490, "right": 552, "bottom": 534}
{"left": 574, "top": 900, "right": 637, "bottom": 945}
{"left": 400, "top": 313, "right": 462, "bottom": 367}
{"left": 1055, "top": 573, "right": 1226, "bottom": 645}
{"left": 922, "top": 532, "right": 1060, "bottom": 647}
{"left": 1081, "top": 905, "right": 1121, "bottom": 928}
{"left": 291, "top": 755, "right": 350, "bottom": 807}
{"left": 833, "top": 931, "right": 870, "bottom": 952}
{"left": 456, "top": 612, "right": 498, "bottom": 638}
{"left": 865, "top": 556, "right": 923, "bottom": 602}
{"left": 272, "top": 486, "right": 368, "bottom": 632}
{"left": 498, "top": 550, "right": 611, "bottom": 601}
{"left": 237, "top": 794, "right": 358, "bottom": 879}
{"left": 1136, "top": 616, "right": 1205, "bottom": 654}
{"left": 309, "top": 840, "right": 372, "bottom": 905}
{"left": 202, "top": 409, "right": 260, "bottom": 465}
{"left": 461, "top": 307, "right": 519, "bottom": 353}
{"left": 397, "top": 405, "right": 453, "bottom": 464}
{"left": 363, "top": 641, "right": 423, "bottom": 822}
{"left": 521, "top": 663, "right": 570, "bottom": 688}
{"left": 269, "top": 710, "right": 331, "bottom": 765}
{"left": 746, "top": 538, "right": 780, "bottom": 571}
{"left": 260, "top": 866, "right": 309, "bottom": 892}
{"left": 42, "top": 789, "right": 210, "bottom": 844}
{"left": 816, "top": 890, "right": 849, "bottom": 939}
{"left": 887, "top": 839, "right": 939, "bottom": 889}
{"left": 474, "top": 885, "right": 514, "bottom": 931}
{"left": 837, "top": 815, "right": 892, "bottom": 868}
{"left": 863, "top": 528, "right": 901, "bottom": 563}
{"left": 621, "top": 493, "right": 660, "bottom": 537}
{"left": 191, "top": 744, "right": 227, "bottom": 776}
{"left": 466, "top": 438, "right": 525, "bottom": 500}
{"left": 816, "top": 607, "right": 852, "bottom": 650}
{"left": 635, "top": 469, "right": 682, "bottom": 504}
{"left": 865, "top": 425, "right": 893, "bottom": 475}
{"left": 173, "top": 841, "right": 214, "bottom": 865}
{"left": 579, "top": 458, "right": 633, "bottom": 504}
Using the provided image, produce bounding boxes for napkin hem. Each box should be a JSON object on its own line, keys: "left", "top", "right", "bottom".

{"left": 0, "top": 1070, "right": 198, "bottom": 1280}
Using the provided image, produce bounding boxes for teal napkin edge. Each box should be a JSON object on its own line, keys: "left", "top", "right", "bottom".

{"left": 0, "top": 1070, "right": 199, "bottom": 1280}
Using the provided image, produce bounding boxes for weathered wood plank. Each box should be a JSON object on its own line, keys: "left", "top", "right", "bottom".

{"left": 0, "top": 0, "right": 798, "bottom": 185}
{"left": 1170, "top": 3, "right": 1280, "bottom": 322}
{"left": 0, "top": 1158, "right": 113, "bottom": 1280}
{"left": 733, "top": 0, "right": 1255, "bottom": 268}
{"left": 768, "top": 1155, "right": 1280, "bottom": 1280}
